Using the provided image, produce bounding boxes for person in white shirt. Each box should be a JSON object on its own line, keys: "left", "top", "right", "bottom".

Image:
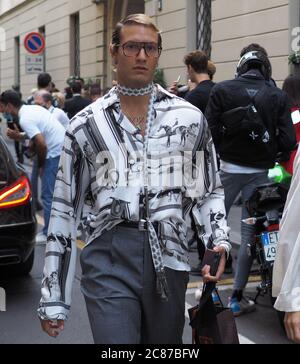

{"left": 273, "top": 145, "right": 300, "bottom": 343}
{"left": 2, "top": 90, "right": 65, "bottom": 242}
{"left": 37, "top": 14, "right": 231, "bottom": 343}
{"left": 34, "top": 90, "right": 69, "bottom": 130}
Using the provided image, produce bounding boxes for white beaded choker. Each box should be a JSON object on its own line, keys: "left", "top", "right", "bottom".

{"left": 117, "top": 83, "right": 154, "bottom": 96}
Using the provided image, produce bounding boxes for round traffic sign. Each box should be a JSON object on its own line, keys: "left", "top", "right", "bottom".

{"left": 24, "top": 32, "right": 45, "bottom": 54}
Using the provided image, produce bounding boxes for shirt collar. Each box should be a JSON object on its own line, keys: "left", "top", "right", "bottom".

{"left": 92, "top": 84, "right": 175, "bottom": 138}
{"left": 99, "top": 83, "right": 176, "bottom": 111}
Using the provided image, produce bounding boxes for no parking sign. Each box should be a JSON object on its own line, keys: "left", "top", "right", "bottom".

{"left": 24, "top": 32, "right": 45, "bottom": 54}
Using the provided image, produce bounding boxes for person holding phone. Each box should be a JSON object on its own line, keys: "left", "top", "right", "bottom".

{"left": 169, "top": 51, "right": 215, "bottom": 115}
{"left": 183, "top": 51, "right": 215, "bottom": 114}
{"left": 37, "top": 14, "right": 231, "bottom": 344}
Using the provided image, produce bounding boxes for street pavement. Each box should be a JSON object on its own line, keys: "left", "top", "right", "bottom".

{"left": 0, "top": 130, "right": 291, "bottom": 344}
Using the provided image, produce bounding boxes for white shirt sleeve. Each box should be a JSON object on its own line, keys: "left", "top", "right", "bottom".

{"left": 190, "top": 115, "right": 231, "bottom": 255}
{"left": 19, "top": 117, "right": 41, "bottom": 140}
{"left": 56, "top": 109, "right": 70, "bottom": 130}
{"left": 273, "top": 145, "right": 300, "bottom": 312}
{"left": 38, "top": 124, "right": 89, "bottom": 320}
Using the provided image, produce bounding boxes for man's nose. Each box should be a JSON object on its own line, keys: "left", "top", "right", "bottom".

{"left": 136, "top": 47, "right": 147, "bottom": 60}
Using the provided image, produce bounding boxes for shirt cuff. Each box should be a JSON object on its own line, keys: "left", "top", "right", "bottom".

{"left": 37, "top": 302, "right": 70, "bottom": 321}
{"left": 214, "top": 240, "right": 232, "bottom": 257}
{"left": 274, "top": 291, "right": 300, "bottom": 312}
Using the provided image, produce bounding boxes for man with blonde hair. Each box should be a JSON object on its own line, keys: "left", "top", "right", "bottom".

{"left": 38, "top": 13, "right": 230, "bottom": 344}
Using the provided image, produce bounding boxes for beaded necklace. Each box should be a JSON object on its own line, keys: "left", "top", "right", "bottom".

{"left": 117, "top": 83, "right": 154, "bottom": 96}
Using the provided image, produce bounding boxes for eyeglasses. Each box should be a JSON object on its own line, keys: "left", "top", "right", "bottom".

{"left": 119, "top": 41, "right": 162, "bottom": 58}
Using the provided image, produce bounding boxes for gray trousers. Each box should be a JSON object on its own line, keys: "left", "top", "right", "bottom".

{"left": 220, "top": 171, "right": 269, "bottom": 291}
{"left": 80, "top": 225, "right": 189, "bottom": 344}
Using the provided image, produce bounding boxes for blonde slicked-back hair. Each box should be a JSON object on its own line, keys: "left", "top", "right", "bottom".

{"left": 111, "top": 13, "right": 162, "bottom": 50}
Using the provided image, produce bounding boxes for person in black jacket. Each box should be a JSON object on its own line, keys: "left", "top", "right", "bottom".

{"left": 205, "top": 43, "right": 297, "bottom": 316}
{"left": 63, "top": 81, "right": 91, "bottom": 119}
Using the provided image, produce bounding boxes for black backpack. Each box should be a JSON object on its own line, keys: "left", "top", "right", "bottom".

{"left": 221, "top": 84, "right": 271, "bottom": 145}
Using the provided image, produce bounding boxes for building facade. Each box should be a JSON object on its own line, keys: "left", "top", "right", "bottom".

{"left": 0, "top": 0, "right": 299, "bottom": 98}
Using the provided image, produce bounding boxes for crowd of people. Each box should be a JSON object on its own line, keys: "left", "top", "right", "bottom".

{"left": 0, "top": 13, "right": 299, "bottom": 344}
{"left": 0, "top": 74, "right": 105, "bottom": 241}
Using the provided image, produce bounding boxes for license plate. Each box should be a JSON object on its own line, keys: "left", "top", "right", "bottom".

{"left": 261, "top": 231, "right": 279, "bottom": 262}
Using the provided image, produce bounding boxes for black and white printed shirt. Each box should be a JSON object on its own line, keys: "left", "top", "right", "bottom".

{"left": 38, "top": 85, "right": 231, "bottom": 320}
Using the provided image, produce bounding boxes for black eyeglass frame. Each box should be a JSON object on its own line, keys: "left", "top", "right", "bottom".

{"left": 117, "top": 41, "right": 162, "bottom": 58}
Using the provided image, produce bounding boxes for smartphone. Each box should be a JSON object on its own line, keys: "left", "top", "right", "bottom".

{"left": 201, "top": 248, "right": 221, "bottom": 276}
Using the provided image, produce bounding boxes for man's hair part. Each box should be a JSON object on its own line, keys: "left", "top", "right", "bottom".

{"left": 111, "top": 13, "right": 162, "bottom": 51}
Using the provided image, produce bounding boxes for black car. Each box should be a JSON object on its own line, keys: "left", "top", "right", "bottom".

{"left": 0, "top": 135, "right": 36, "bottom": 275}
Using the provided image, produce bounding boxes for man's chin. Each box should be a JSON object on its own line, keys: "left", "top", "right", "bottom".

{"left": 122, "top": 75, "right": 153, "bottom": 88}
{"left": 134, "top": 80, "right": 153, "bottom": 89}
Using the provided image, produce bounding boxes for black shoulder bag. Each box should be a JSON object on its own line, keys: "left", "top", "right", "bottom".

{"left": 188, "top": 282, "right": 240, "bottom": 344}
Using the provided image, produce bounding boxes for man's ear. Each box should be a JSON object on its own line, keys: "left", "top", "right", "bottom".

{"left": 110, "top": 44, "right": 118, "bottom": 65}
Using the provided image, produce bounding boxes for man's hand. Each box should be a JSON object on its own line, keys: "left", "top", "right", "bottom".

{"left": 34, "top": 133, "right": 47, "bottom": 169}
{"left": 202, "top": 246, "right": 226, "bottom": 283}
{"left": 168, "top": 81, "right": 179, "bottom": 95}
{"left": 6, "top": 124, "right": 22, "bottom": 141}
{"left": 284, "top": 311, "right": 300, "bottom": 343}
{"left": 40, "top": 319, "right": 65, "bottom": 338}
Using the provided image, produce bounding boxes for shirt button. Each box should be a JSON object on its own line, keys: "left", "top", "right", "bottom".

{"left": 129, "top": 159, "right": 135, "bottom": 165}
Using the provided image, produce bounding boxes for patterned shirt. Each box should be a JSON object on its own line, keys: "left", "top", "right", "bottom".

{"left": 38, "top": 85, "right": 231, "bottom": 320}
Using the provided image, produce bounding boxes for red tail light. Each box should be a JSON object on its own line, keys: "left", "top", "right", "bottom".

{"left": 0, "top": 176, "right": 31, "bottom": 209}
{"left": 267, "top": 224, "right": 280, "bottom": 232}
